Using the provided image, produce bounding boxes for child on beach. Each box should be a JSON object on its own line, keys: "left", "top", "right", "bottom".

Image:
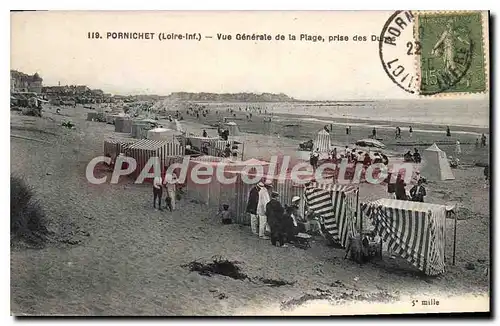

{"left": 217, "top": 204, "right": 233, "bottom": 225}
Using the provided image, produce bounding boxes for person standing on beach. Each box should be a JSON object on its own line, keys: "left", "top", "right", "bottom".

{"left": 257, "top": 180, "right": 273, "bottom": 239}
{"left": 372, "top": 127, "right": 377, "bottom": 138}
{"left": 455, "top": 140, "right": 462, "bottom": 156}
{"left": 413, "top": 148, "right": 421, "bottom": 163}
{"left": 223, "top": 144, "right": 232, "bottom": 157}
{"left": 387, "top": 171, "right": 396, "bottom": 199}
{"left": 153, "top": 174, "right": 163, "bottom": 210}
{"left": 409, "top": 126, "right": 413, "bottom": 138}
{"left": 446, "top": 126, "right": 451, "bottom": 137}
{"left": 284, "top": 196, "right": 301, "bottom": 243}
{"left": 344, "top": 146, "right": 351, "bottom": 161}
{"left": 246, "top": 182, "right": 262, "bottom": 235}
{"left": 310, "top": 149, "right": 320, "bottom": 171}
{"left": 164, "top": 172, "right": 177, "bottom": 211}
{"left": 266, "top": 191, "right": 286, "bottom": 247}
{"left": 481, "top": 133, "right": 487, "bottom": 147}
{"left": 395, "top": 174, "right": 407, "bottom": 200}
{"left": 410, "top": 179, "right": 427, "bottom": 203}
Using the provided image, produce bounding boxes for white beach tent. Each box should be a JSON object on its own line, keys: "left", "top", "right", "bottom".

{"left": 421, "top": 143, "right": 455, "bottom": 181}
{"left": 225, "top": 122, "right": 240, "bottom": 136}
{"left": 147, "top": 128, "right": 182, "bottom": 142}
{"left": 174, "top": 119, "right": 184, "bottom": 133}
{"left": 313, "top": 129, "right": 331, "bottom": 152}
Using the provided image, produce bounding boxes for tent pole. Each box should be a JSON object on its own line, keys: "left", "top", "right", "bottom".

{"left": 452, "top": 211, "right": 458, "bottom": 266}
{"left": 357, "top": 188, "right": 361, "bottom": 234}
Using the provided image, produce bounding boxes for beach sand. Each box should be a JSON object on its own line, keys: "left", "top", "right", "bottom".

{"left": 10, "top": 103, "right": 490, "bottom": 315}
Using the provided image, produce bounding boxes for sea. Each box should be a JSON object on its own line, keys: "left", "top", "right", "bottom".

{"left": 201, "top": 98, "right": 489, "bottom": 129}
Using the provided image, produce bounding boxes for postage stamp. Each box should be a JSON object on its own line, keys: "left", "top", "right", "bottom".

{"left": 415, "top": 11, "right": 487, "bottom": 95}
{"left": 379, "top": 10, "right": 487, "bottom": 96}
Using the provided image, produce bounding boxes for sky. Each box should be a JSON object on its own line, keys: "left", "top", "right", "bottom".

{"left": 10, "top": 11, "right": 489, "bottom": 101}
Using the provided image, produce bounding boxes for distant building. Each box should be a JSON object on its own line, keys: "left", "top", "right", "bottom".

{"left": 42, "top": 85, "right": 91, "bottom": 95}
{"left": 11, "top": 70, "right": 43, "bottom": 93}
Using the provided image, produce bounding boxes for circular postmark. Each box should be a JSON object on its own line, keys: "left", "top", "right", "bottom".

{"left": 379, "top": 11, "right": 473, "bottom": 95}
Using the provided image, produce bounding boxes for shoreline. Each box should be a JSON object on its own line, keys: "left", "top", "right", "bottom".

{"left": 179, "top": 100, "right": 489, "bottom": 131}
{"left": 281, "top": 114, "right": 489, "bottom": 134}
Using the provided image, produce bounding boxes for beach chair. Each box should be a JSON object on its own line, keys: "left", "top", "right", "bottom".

{"left": 295, "top": 233, "right": 312, "bottom": 249}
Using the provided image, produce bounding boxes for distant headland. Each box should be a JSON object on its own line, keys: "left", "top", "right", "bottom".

{"left": 165, "top": 92, "right": 297, "bottom": 102}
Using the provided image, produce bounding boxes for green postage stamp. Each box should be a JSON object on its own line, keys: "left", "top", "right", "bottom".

{"left": 416, "top": 11, "right": 487, "bottom": 95}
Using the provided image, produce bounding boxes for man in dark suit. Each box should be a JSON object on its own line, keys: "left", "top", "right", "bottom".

{"left": 246, "top": 182, "right": 262, "bottom": 236}
{"left": 266, "top": 192, "right": 286, "bottom": 247}
{"left": 410, "top": 179, "right": 427, "bottom": 202}
{"left": 395, "top": 174, "right": 408, "bottom": 200}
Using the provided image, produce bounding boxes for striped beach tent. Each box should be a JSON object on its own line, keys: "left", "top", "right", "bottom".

{"left": 304, "top": 182, "right": 359, "bottom": 248}
{"left": 103, "top": 138, "right": 137, "bottom": 164}
{"left": 361, "top": 198, "right": 447, "bottom": 275}
{"left": 185, "top": 136, "right": 219, "bottom": 151}
{"left": 313, "top": 129, "right": 331, "bottom": 153}
{"left": 208, "top": 139, "right": 240, "bottom": 157}
{"left": 125, "top": 139, "right": 184, "bottom": 179}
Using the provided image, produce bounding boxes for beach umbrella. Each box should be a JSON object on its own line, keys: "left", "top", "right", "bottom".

{"left": 355, "top": 138, "right": 386, "bottom": 149}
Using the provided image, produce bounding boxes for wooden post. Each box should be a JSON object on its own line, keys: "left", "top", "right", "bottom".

{"left": 452, "top": 210, "right": 458, "bottom": 266}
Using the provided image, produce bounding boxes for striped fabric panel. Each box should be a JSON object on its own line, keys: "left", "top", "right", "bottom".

{"left": 361, "top": 200, "right": 445, "bottom": 275}
{"left": 125, "top": 139, "right": 184, "bottom": 178}
{"left": 304, "top": 183, "right": 359, "bottom": 247}
{"left": 343, "top": 190, "right": 360, "bottom": 239}
{"left": 304, "top": 186, "right": 339, "bottom": 240}
{"left": 309, "top": 182, "right": 357, "bottom": 194}
{"left": 313, "top": 131, "right": 331, "bottom": 152}
{"left": 165, "top": 141, "right": 184, "bottom": 156}
{"left": 127, "top": 139, "right": 165, "bottom": 151}
{"left": 427, "top": 209, "right": 446, "bottom": 275}
{"left": 209, "top": 140, "right": 236, "bottom": 157}
{"left": 332, "top": 190, "right": 349, "bottom": 247}
{"left": 103, "top": 139, "right": 137, "bottom": 159}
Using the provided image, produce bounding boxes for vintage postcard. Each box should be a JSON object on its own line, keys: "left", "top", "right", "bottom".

{"left": 10, "top": 11, "right": 490, "bottom": 316}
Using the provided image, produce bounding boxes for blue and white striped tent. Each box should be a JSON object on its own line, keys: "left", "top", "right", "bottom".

{"left": 304, "top": 182, "right": 359, "bottom": 248}
{"left": 361, "top": 199, "right": 447, "bottom": 276}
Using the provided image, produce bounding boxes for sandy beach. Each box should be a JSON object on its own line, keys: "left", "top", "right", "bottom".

{"left": 10, "top": 102, "right": 490, "bottom": 315}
